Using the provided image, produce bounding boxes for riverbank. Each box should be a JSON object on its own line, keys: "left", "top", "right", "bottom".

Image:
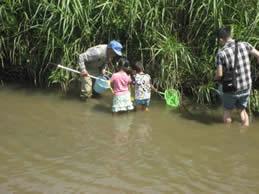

{"left": 1, "top": 0, "right": 259, "bottom": 108}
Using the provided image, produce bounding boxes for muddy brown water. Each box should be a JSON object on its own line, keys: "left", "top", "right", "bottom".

{"left": 0, "top": 85, "right": 259, "bottom": 194}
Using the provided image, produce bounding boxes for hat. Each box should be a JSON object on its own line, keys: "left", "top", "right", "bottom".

{"left": 108, "top": 40, "right": 123, "bottom": 56}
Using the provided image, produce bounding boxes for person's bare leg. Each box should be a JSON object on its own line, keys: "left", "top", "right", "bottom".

{"left": 223, "top": 109, "right": 232, "bottom": 124}
{"left": 144, "top": 105, "right": 149, "bottom": 111}
{"left": 136, "top": 105, "right": 142, "bottom": 111}
{"left": 140, "top": 105, "right": 146, "bottom": 111}
{"left": 240, "top": 109, "right": 249, "bottom": 127}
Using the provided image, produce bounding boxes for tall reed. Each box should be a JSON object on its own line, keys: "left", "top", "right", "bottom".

{"left": 1, "top": 0, "right": 259, "bottom": 110}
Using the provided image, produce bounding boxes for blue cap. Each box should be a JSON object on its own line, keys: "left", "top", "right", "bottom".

{"left": 108, "top": 40, "right": 123, "bottom": 56}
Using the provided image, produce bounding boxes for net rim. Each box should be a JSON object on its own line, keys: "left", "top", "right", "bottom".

{"left": 164, "top": 89, "right": 180, "bottom": 107}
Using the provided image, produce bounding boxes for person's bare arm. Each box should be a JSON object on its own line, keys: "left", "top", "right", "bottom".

{"left": 250, "top": 48, "right": 259, "bottom": 63}
{"left": 215, "top": 51, "right": 223, "bottom": 81}
{"left": 215, "top": 65, "right": 223, "bottom": 81}
{"left": 151, "top": 84, "right": 158, "bottom": 92}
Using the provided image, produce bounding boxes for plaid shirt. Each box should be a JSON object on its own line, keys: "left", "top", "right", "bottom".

{"left": 216, "top": 40, "right": 253, "bottom": 91}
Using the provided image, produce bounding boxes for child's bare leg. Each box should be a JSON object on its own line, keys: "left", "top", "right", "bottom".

{"left": 140, "top": 105, "right": 145, "bottom": 111}
{"left": 144, "top": 106, "right": 149, "bottom": 111}
{"left": 136, "top": 105, "right": 142, "bottom": 111}
{"left": 141, "top": 105, "right": 149, "bottom": 111}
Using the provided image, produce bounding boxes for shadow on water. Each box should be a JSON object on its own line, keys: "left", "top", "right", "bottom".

{"left": 0, "top": 83, "right": 57, "bottom": 95}
{"left": 92, "top": 103, "right": 111, "bottom": 114}
{"left": 1, "top": 82, "right": 88, "bottom": 102}
{"left": 1, "top": 83, "right": 223, "bottom": 125}
{"left": 177, "top": 104, "right": 222, "bottom": 125}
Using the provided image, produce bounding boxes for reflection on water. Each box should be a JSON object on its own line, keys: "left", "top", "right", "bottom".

{"left": 134, "top": 115, "right": 152, "bottom": 143}
{"left": 112, "top": 114, "right": 133, "bottom": 146}
{"left": 0, "top": 85, "right": 259, "bottom": 194}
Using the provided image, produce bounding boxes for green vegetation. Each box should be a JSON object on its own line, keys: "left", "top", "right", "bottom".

{"left": 0, "top": 0, "right": 259, "bottom": 111}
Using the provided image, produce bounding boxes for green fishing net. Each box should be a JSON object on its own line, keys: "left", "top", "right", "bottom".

{"left": 164, "top": 89, "right": 180, "bottom": 107}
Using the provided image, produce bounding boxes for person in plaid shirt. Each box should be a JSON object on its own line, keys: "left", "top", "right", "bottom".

{"left": 215, "top": 27, "right": 259, "bottom": 127}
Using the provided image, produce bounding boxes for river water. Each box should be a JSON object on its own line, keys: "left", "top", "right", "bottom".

{"left": 0, "top": 85, "right": 259, "bottom": 194}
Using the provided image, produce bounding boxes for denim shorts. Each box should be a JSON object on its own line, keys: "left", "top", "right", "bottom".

{"left": 223, "top": 89, "right": 250, "bottom": 110}
{"left": 135, "top": 99, "right": 150, "bottom": 107}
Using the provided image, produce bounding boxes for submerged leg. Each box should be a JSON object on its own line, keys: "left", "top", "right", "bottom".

{"left": 80, "top": 76, "right": 92, "bottom": 100}
{"left": 143, "top": 106, "right": 149, "bottom": 111}
{"left": 240, "top": 109, "right": 249, "bottom": 127}
{"left": 223, "top": 109, "right": 232, "bottom": 124}
{"left": 136, "top": 105, "right": 142, "bottom": 111}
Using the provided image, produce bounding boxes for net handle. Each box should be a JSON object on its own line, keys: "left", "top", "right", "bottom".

{"left": 157, "top": 89, "right": 180, "bottom": 96}
{"left": 157, "top": 91, "right": 165, "bottom": 95}
{"left": 50, "top": 63, "right": 114, "bottom": 93}
{"left": 56, "top": 64, "right": 103, "bottom": 81}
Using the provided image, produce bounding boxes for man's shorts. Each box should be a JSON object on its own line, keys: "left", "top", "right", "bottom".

{"left": 223, "top": 89, "right": 250, "bottom": 110}
{"left": 135, "top": 99, "right": 150, "bottom": 107}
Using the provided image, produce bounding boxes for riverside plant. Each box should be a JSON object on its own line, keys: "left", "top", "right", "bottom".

{"left": 1, "top": 0, "right": 259, "bottom": 111}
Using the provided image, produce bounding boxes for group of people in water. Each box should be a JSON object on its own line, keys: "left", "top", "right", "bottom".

{"left": 78, "top": 27, "right": 259, "bottom": 127}
{"left": 78, "top": 40, "right": 156, "bottom": 113}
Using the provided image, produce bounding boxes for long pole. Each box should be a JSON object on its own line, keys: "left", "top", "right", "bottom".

{"left": 56, "top": 64, "right": 100, "bottom": 80}
{"left": 54, "top": 64, "right": 114, "bottom": 93}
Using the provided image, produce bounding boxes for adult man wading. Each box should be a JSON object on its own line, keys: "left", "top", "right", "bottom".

{"left": 215, "top": 27, "right": 259, "bottom": 127}
{"left": 78, "top": 40, "right": 123, "bottom": 100}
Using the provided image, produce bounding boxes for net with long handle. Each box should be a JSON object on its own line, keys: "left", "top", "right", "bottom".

{"left": 158, "top": 89, "right": 180, "bottom": 108}
{"left": 94, "top": 75, "right": 111, "bottom": 94}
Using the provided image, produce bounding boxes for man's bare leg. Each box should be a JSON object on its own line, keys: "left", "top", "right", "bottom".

{"left": 223, "top": 109, "right": 232, "bottom": 124}
{"left": 240, "top": 109, "right": 249, "bottom": 127}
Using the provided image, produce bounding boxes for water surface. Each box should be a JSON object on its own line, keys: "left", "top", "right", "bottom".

{"left": 0, "top": 85, "right": 259, "bottom": 194}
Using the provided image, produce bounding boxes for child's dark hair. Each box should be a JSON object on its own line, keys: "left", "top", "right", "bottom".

{"left": 134, "top": 61, "right": 144, "bottom": 73}
{"left": 117, "top": 57, "right": 131, "bottom": 74}
{"left": 98, "top": 63, "right": 107, "bottom": 73}
{"left": 117, "top": 57, "right": 129, "bottom": 68}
